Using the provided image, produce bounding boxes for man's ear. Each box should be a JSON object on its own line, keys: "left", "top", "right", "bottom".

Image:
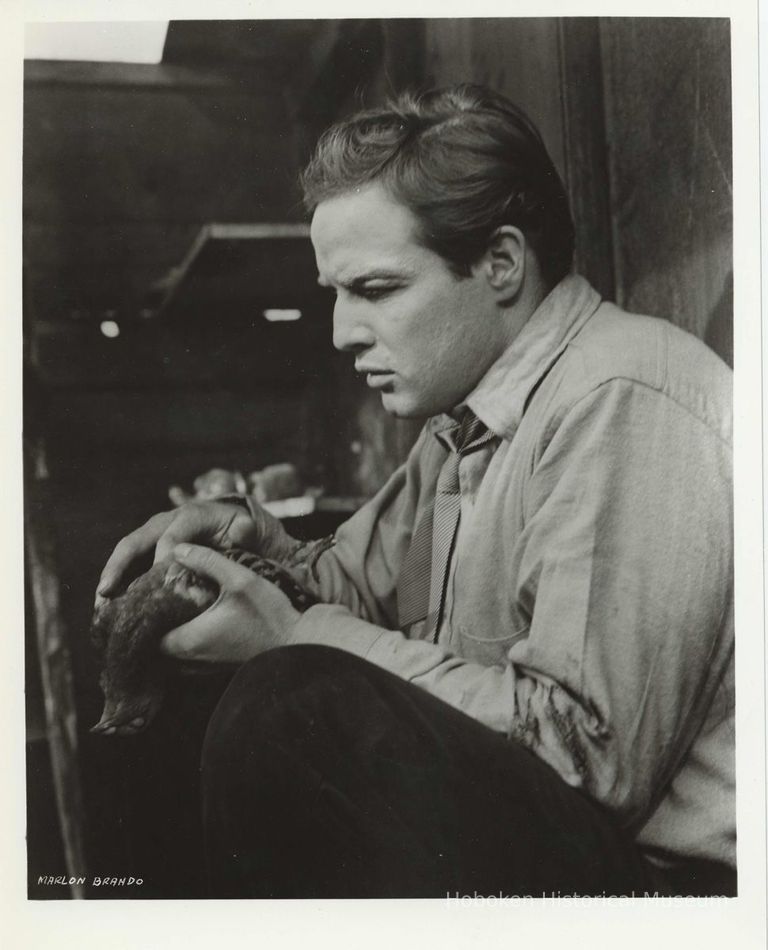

{"left": 478, "top": 226, "right": 526, "bottom": 302}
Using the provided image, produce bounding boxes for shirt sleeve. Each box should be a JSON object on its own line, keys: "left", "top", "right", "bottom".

{"left": 289, "top": 378, "right": 733, "bottom": 828}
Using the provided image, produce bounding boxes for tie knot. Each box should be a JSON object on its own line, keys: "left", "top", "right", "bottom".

{"left": 454, "top": 410, "right": 489, "bottom": 454}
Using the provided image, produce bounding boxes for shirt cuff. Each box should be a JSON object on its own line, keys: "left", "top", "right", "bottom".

{"left": 288, "top": 603, "right": 395, "bottom": 663}
{"left": 287, "top": 602, "right": 462, "bottom": 687}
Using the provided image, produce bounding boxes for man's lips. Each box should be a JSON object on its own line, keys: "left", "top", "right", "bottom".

{"left": 357, "top": 367, "right": 395, "bottom": 389}
{"left": 356, "top": 365, "right": 390, "bottom": 374}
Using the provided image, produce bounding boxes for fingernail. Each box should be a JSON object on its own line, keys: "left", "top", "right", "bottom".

{"left": 174, "top": 544, "right": 191, "bottom": 559}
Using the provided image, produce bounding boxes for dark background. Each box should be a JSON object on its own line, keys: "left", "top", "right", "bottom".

{"left": 23, "top": 18, "right": 733, "bottom": 899}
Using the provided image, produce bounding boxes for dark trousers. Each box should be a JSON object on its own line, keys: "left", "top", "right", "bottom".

{"left": 201, "top": 645, "right": 735, "bottom": 899}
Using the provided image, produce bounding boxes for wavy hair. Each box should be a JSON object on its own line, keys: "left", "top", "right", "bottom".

{"left": 301, "top": 84, "right": 575, "bottom": 288}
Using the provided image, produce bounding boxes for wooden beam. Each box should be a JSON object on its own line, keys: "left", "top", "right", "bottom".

{"left": 557, "top": 17, "right": 616, "bottom": 301}
{"left": 25, "top": 439, "right": 89, "bottom": 899}
{"left": 24, "top": 59, "right": 231, "bottom": 91}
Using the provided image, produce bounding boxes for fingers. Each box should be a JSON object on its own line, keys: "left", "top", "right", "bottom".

{"left": 97, "top": 500, "right": 254, "bottom": 601}
{"left": 158, "top": 614, "right": 207, "bottom": 659}
{"left": 159, "top": 611, "right": 252, "bottom": 663}
{"left": 97, "top": 510, "right": 175, "bottom": 597}
{"left": 172, "top": 543, "right": 254, "bottom": 589}
{"left": 160, "top": 545, "right": 284, "bottom": 662}
{"left": 153, "top": 502, "right": 240, "bottom": 564}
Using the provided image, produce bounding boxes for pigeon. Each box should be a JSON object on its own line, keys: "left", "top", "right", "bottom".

{"left": 90, "top": 541, "right": 332, "bottom": 737}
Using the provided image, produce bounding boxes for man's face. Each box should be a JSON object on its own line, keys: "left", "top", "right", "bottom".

{"left": 310, "top": 183, "right": 510, "bottom": 418}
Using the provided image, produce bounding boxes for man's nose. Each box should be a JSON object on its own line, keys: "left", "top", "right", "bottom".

{"left": 332, "top": 299, "right": 376, "bottom": 353}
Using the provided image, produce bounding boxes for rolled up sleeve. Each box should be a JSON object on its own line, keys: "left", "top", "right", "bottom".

{"left": 507, "top": 378, "right": 733, "bottom": 823}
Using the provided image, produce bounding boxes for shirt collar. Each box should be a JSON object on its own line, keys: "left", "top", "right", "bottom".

{"left": 430, "top": 274, "right": 601, "bottom": 442}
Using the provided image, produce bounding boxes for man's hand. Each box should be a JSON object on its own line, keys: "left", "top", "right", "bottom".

{"left": 97, "top": 498, "right": 297, "bottom": 599}
{"left": 159, "top": 544, "right": 302, "bottom": 663}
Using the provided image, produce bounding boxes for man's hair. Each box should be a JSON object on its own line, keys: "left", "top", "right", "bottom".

{"left": 301, "top": 84, "right": 575, "bottom": 288}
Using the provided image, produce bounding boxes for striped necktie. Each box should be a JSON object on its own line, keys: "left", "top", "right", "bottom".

{"left": 397, "top": 410, "right": 494, "bottom": 640}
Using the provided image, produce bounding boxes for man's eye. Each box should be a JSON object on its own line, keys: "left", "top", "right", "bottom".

{"left": 357, "top": 285, "right": 394, "bottom": 301}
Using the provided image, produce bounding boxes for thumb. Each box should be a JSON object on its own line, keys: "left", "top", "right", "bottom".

{"left": 173, "top": 543, "right": 248, "bottom": 589}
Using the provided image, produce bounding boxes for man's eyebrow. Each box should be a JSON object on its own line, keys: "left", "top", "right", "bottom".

{"left": 317, "top": 269, "right": 410, "bottom": 289}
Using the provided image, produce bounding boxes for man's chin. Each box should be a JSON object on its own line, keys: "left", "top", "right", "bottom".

{"left": 379, "top": 390, "right": 428, "bottom": 420}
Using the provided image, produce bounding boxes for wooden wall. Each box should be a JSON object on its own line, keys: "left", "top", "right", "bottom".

{"left": 600, "top": 18, "right": 732, "bottom": 365}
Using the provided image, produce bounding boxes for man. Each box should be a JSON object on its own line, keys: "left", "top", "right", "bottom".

{"left": 98, "top": 85, "right": 734, "bottom": 898}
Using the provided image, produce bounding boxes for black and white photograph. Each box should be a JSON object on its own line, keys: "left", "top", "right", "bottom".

{"left": 4, "top": 1, "right": 766, "bottom": 947}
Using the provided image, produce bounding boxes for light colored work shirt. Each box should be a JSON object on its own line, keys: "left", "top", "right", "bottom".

{"left": 289, "top": 275, "right": 735, "bottom": 869}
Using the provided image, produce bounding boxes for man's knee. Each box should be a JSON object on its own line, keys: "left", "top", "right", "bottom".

{"left": 202, "top": 645, "right": 376, "bottom": 771}
{"left": 212, "top": 644, "right": 374, "bottom": 718}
